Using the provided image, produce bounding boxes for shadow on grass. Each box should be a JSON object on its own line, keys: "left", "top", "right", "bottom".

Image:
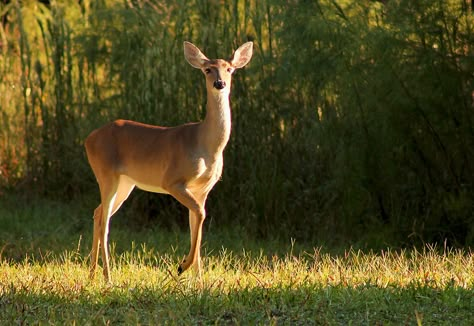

{"left": 1, "top": 281, "right": 473, "bottom": 324}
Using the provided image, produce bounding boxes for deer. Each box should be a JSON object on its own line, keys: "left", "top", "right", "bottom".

{"left": 85, "top": 41, "right": 253, "bottom": 283}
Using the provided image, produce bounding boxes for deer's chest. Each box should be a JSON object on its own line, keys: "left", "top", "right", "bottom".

{"left": 187, "top": 155, "right": 223, "bottom": 193}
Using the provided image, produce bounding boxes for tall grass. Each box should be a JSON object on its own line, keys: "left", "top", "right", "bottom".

{"left": 1, "top": 0, "right": 474, "bottom": 246}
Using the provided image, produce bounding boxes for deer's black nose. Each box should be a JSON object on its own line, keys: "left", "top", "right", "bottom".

{"left": 213, "top": 80, "right": 226, "bottom": 90}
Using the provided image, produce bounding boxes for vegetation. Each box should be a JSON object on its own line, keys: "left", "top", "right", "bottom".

{"left": 1, "top": 0, "right": 473, "bottom": 246}
{"left": 1, "top": 2, "right": 473, "bottom": 324}
{"left": 2, "top": 248, "right": 473, "bottom": 324}
{"left": 0, "top": 195, "right": 473, "bottom": 324}
{"left": 2, "top": 0, "right": 474, "bottom": 323}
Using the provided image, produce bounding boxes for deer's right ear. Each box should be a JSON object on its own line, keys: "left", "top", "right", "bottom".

{"left": 184, "top": 42, "right": 209, "bottom": 69}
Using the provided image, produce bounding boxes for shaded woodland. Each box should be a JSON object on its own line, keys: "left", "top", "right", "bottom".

{"left": 1, "top": 0, "right": 474, "bottom": 246}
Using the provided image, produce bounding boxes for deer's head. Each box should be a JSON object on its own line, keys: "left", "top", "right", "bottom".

{"left": 184, "top": 41, "right": 253, "bottom": 93}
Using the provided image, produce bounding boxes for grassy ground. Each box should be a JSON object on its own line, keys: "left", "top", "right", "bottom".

{"left": 1, "top": 195, "right": 473, "bottom": 324}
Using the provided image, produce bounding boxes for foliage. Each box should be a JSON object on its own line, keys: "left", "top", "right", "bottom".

{"left": 1, "top": 0, "right": 474, "bottom": 246}
{"left": 277, "top": 0, "right": 474, "bottom": 245}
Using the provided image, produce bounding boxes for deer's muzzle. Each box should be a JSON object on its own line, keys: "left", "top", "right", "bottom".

{"left": 213, "top": 80, "right": 226, "bottom": 90}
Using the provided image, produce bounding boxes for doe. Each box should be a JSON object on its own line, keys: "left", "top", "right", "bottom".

{"left": 85, "top": 41, "right": 253, "bottom": 283}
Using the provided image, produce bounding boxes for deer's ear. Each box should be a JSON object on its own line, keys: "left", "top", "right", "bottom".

{"left": 230, "top": 42, "right": 253, "bottom": 69}
{"left": 184, "top": 42, "right": 209, "bottom": 69}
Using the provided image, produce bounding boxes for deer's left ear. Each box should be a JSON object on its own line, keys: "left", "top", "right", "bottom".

{"left": 184, "top": 41, "right": 210, "bottom": 69}
{"left": 230, "top": 42, "right": 253, "bottom": 69}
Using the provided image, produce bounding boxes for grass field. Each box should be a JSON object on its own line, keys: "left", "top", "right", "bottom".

{"left": 1, "top": 195, "right": 473, "bottom": 324}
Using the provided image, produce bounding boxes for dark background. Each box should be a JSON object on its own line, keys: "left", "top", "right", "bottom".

{"left": 1, "top": 0, "right": 473, "bottom": 248}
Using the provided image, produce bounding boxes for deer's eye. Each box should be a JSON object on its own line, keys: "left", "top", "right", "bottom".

{"left": 227, "top": 68, "right": 233, "bottom": 73}
{"left": 205, "top": 68, "right": 211, "bottom": 74}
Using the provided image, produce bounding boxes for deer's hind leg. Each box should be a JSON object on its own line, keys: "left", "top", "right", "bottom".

{"left": 90, "top": 175, "right": 135, "bottom": 283}
{"left": 90, "top": 204, "right": 103, "bottom": 279}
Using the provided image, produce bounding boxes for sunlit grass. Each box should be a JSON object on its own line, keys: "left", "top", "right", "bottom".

{"left": 0, "top": 195, "right": 473, "bottom": 324}
{"left": 1, "top": 244, "right": 473, "bottom": 324}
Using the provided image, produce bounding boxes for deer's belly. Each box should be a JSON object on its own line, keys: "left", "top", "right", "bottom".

{"left": 136, "top": 183, "right": 169, "bottom": 194}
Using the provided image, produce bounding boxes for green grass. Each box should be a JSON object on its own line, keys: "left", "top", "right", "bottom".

{"left": 1, "top": 195, "right": 473, "bottom": 324}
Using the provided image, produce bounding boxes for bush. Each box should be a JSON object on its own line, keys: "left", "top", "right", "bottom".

{"left": 1, "top": 0, "right": 473, "bottom": 246}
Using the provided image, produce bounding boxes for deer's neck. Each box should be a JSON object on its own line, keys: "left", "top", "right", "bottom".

{"left": 201, "top": 89, "right": 231, "bottom": 155}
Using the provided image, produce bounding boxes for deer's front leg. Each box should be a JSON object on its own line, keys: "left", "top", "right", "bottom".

{"left": 186, "top": 210, "right": 204, "bottom": 277}
{"left": 166, "top": 184, "right": 206, "bottom": 275}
